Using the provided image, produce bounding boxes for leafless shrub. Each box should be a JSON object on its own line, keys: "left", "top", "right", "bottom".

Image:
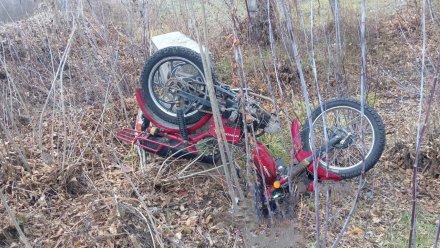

{"left": 0, "top": 0, "right": 439, "bottom": 247}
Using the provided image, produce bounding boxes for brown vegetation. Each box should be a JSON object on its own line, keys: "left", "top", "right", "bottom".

{"left": 0, "top": 0, "right": 439, "bottom": 247}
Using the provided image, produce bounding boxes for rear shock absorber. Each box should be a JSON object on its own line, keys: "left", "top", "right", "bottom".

{"left": 176, "top": 100, "right": 188, "bottom": 140}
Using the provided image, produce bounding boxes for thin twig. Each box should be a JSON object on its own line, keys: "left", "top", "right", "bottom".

{"left": 279, "top": 0, "right": 321, "bottom": 245}
{"left": 0, "top": 188, "right": 32, "bottom": 248}
{"left": 434, "top": 216, "right": 440, "bottom": 248}
{"left": 37, "top": 20, "right": 76, "bottom": 163}
{"left": 188, "top": 0, "right": 240, "bottom": 210}
{"left": 408, "top": 2, "right": 429, "bottom": 246}
{"left": 175, "top": 165, "right": 224, "bottom": 180}
{"left": 330, "top": 181, "right": 365, "bottom": 248}
{"left": 111, "top": 148, "right": 165, "bottom": 248}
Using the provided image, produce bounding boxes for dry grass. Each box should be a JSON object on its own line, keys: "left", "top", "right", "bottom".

{"left": 0, "top": 1, "right": 440, "bottom": 247}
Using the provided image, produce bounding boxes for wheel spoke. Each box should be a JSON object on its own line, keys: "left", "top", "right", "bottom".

{"left": 170, "top": 60, "right": 186, "bottom": 78}
{"left": 152, "top": 70, "right": 166, "bottom": 87}
{"left": 183, "top": 101, "right": 196, "bottom": 114}
{"left": 310, "top": 104, "right": 378, "bottom": 172}
{"left": 181, "top": 74, "right": 203, "bottom": 84}
{"left": 345, "top": 113, "right": 361, "bottom": 126}
{"left": 157, "top": 100, "right": 176, "bottom": 112}
{"left": 147, "top": 56, "right": 207, "bottom": 119}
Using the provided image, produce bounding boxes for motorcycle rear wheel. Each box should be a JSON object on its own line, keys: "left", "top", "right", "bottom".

{"left": 140, "top": 46, "right": 212, "bottom": 125}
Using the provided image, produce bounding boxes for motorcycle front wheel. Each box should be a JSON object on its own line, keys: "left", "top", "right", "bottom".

{"left": 300, "top": 98, "right": 385, "bottom": 179}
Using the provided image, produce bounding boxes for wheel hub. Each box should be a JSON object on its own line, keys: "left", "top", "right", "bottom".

{"left": 330, "top": 128, "right": 353, "bottom": 149}
{"left": 166, "top": 77, "right": 189, "bottom": 97}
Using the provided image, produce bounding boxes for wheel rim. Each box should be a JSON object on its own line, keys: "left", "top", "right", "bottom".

{"left": 308, "top": 105, "right": 376, "bottom": 172}
{"left": 148, "top": 56, "right": 208, "bottom": 118}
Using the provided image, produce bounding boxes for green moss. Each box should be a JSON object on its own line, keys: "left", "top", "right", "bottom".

{"left": 214, "top": 57, "right": 232, "bottom": 82}
{"left": 122, "top": 145, "right": 141, "bottom": 165}
{"left": 367, "top": 93, "right": 378, "bottom": 106}
{"left": 258, "top": 131, "right": 291, "bottom": 165}
{"left": 382, "top": 210, "right": 438, "bottom": 247}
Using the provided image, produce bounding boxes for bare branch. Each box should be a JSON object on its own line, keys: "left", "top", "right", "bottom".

{"left": 279, "top": 0, "right": 321, "bottom": 244}
{"left": 0, "top": 188, "right": 32, "bottom": 248}
{"left": 408, "top": 1, "right": 431, "bottom": 246}
{"left": 0, "top": 121, "right": 30, "bottom": 171}
{"left": 435, "top": 216, "right": 440, "bottom": 248}
{"left": 330, "top": 181, "right": 365, "bottom": 248}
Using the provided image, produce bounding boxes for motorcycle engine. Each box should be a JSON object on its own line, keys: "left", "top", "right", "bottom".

{"left": 245, "top": 97, "right": 281, "bottom": 134}
{"left": 221, "top": 93, "right": 281, "bottom": 134}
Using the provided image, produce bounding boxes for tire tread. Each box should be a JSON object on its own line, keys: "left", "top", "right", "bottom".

{"left": 300, "top": 98, "right": 385, "bottom": 179}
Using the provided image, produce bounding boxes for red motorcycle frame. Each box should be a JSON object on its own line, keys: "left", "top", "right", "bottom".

{"left": 115, "top": 89, "right": 342, "bottom": 200}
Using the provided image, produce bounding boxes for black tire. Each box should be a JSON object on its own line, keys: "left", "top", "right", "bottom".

{"left": 140, "top": 46, "right": 212, "bottom": 125}
{"left": 300, "top": 98, "right": 385, "bottom": 179}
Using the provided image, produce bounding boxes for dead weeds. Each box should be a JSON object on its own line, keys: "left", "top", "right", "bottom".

{"left": 1, "top": 3, "right": 440, "bottom": 248}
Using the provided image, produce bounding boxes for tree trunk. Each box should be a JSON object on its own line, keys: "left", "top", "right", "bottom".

{"left": 247, "top": 0, "right": 276, "bottom": 45}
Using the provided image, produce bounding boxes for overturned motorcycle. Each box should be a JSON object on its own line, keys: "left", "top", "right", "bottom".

{"left": 115, "top": 46, "right": 385, "bottom": 214}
